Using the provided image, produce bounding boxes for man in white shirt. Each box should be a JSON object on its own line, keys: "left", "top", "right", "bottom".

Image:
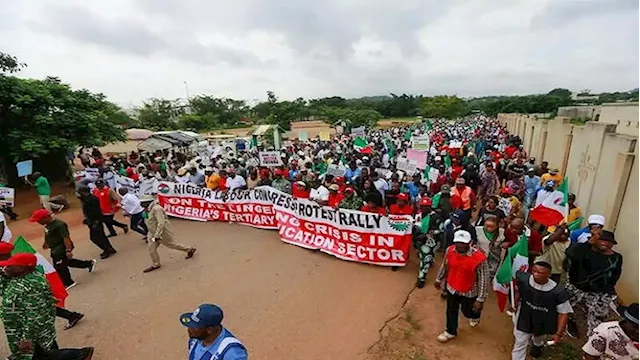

{"left": 0, "top": 212, "right": 12, "bottom": 243}
{"left": 226, "top": 169, "right": 246, "bottom": 191}
{"left": 118, "top": 188, "right": 148, "bottom": 239}
{"left": 372, "top": 172, "right": 389, "bottom": 198}
{"left": 582, "top": 303, "right": 639, "bottom": 360}
{"left": 309, "top": 181, "right": 329, "bottom": 206}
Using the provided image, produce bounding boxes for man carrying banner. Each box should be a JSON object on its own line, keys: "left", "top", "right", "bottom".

{"left": 435, "top": 230, "right": 489, "bottom": 343}
{"left": 142, "top": 197, "right": 197, "bottom": 273}
{"left": 510, "top": 261, "right": 572, "bottom": 359}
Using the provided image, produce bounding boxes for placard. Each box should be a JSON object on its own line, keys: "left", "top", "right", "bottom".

{"left": 428, "top": 168, "right": 440, "bottom": 182}
{"left": 375, "top": 168, "right": 392, "bottom": 178}
{"left": 16, "top": 160, "right": 33, "bottom": 177}
{"left": 498, "top": 197, "right": 512, "bottom": 216}
{"left": 411, "top": 135, "right": 430, "bottom": 151}
{"left": 406, "top": 149, "right": 428, "bottom": 169}
{"left": 396, "top": 157, "right": 418, "bottom": 175}
{"left": 0, "top": 187, "right": 15, "bottom": 207}
{"left": 326, "top": 164, "right": 347, "bottom": 177}
{"left": 259, "top": 151, "right": 284, "bottom": 167}
{"left": 319, "top": 132, "right": 331, "bottom": 141}
{"left": 351, "top": 126, "right": 366, "bottom": 137}
{"left": 84, "top": 168, "right": 100, "bottom": 181}
{"left": 298, "top": 131, "right": 308, "bottom": 141}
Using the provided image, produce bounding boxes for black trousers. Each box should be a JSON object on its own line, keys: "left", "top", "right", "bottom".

{"left": 33, "top": 341, "right": 89, "bottom": 360}
{"left": 129, "top": 212, "right": 148, "bottom": 236}
{"left": 88, "top": 222, "right": 115, "bottom": 253}
{"left": 103, "top": 214, "right": 127, "bottom": 236}
{"left": 446, "top": 291, "right": 481, "bottom": 335}
{"left": 51, "top": 253, "right": 92, "bottom": 287}
{"left": 56, "top": 307, "right": 79, "bottom": 321}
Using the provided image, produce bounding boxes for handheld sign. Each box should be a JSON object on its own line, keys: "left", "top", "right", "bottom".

{"left": 396, "top": 157, "right": 418, "bottom": 175}
{"left": 319, "top": 132, "right": 331, "bottom": 141}
{"left": 411, "top": 135, "right": 430, "bottom": 151}
{"left": 406, "top": 149, "right": 428, "bottom": 169}
{"left": 326, "top": 164, "right": 346, "bottom": 177}
{"left": 0, "top": 187, "right": 15, "bottom": 207}
{"left": 351, "top": 126, "right": 366, "bottom": 137}
{"left": 259, "top": 151, "right": 284, "bottom": 167}
{"left": 16, "top": 160, "right": 33, "bottom": 177}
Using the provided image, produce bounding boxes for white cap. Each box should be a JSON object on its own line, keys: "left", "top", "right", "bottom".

{"left": 297, "top": 151, "right": 304, "bottom": 156}
{"left": 453, "top": 230, "right": 472, "bottom": 244}
{"left": 587, "top": 214, "right": 605, "bottom": 226}
{"left": 435, "top": 156, "right": 442, "bottom": 161}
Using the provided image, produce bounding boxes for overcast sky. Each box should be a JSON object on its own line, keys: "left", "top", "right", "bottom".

{"left": 1, "top": 0, "right": 638, "bottom": 107}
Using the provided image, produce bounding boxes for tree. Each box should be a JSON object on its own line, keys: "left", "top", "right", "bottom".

{"left": 0, "top": 52, "right": 25, "bottom": 73}
{"left": 420, "top": 95, "right": 467, "bottom": 119}
{"left": 135, "top": 98, "right": 183, "bottom": 131}
{"left": 0, "top": 74, "right": 125, "bottom": 161}
{"left": 547, "top": 88, "right": 571, "bottom": 98}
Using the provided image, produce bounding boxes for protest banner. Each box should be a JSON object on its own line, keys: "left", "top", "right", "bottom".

{"left": 406, "top": 149, "right": 428, "bottom": 169}
{"left": 298, "top": 131, "right": 308, "bottom": 141}
{"left": 374, "top": 168, "right": 392, "bottom": 179}
{"left": 326, "top": 164, "right": 346, "bottom": 177}
{"left": 411, "top": 135, "right": 430, "bottom": 151}
{"left": 319, "top": 132, "right": 331, "bottom": 141}
{"left": 116, "top": 175, "right": 139, "bottom": 197}
{"left": 156, "top": 183, "right": 413, "bottom": 266}
{"left": 395, "top": 157, "right": 418, "bottom": 175}
{"left": 139, "top": 177, "right": 159, "bottom": 196}
{"left": 350, "top": 126, "right": 366, "bottom": 137}
{"left": 0, "top": 187, "right": 15, "bottom": 207}
{"left": 16, "top": 160, "right": 33, "bottom": 177}
{"left": 84, "top": 168, "right": 100, "bottom": 181}
{"left": 259, "top": 151, "right": 284, "bottom": 167}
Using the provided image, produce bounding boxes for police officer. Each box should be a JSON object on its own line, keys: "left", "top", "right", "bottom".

{"left": 180, "top": 304, "right": 248, "bottom": 360}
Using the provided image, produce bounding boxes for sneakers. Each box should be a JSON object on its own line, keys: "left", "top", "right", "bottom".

{"left": 416, "top": 279, "right": 426, "bottom": 289}
{"left": 469, "top": 318, "right": 480, "bottom": 327}
{"left": 88, "top": 259, "right": 97, "bottom": 273}
{"left": 143, "top": 265, "right": 161, "bottom": 273}
{"left": 123, "top": 225, "right": 129, "bottom": 234}
{"left": 185, "top": 248, "right": 197, "bottom": 259}
{"left": 65, "top": 282, "right": 77, "bottom": 291}
{"left": 436, "top": 331, "right": 456, "bottom": 342}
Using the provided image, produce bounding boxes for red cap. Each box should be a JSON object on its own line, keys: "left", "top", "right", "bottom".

{"left": 397, "top": 193, "right": 409, "bottom": 201}
{"left": 334, "top": 177, "right": 345, "bottom": 184}
{"left": 0, "top": 242, "right": 14, "bottom": 254}
{"left": 419, "top": 197, "right": 433, "bottom": 206}
{"left": 0, "top": 253, "right": 37, "bottom": 267}
{"left": 343, "top": 187, "right": 355, "bottom": 194}
{"left": 501, "top": 186, "right": 513, "bottom": 195}
{"left": 29, "top": 209, "right": 52, "bottom": 223}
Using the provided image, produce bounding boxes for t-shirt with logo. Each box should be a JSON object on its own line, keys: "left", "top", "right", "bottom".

{"left": 44, "top": 219, "right": 70, "bottom": 257}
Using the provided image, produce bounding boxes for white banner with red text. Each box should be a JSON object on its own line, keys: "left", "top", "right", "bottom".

{"left": 156, "top": 182, "right": 413, "bottom": 266}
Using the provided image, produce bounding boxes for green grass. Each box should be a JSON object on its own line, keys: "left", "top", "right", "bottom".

{"left": 540, "top": 341, "right": 582, "bottom": 360}
{"left": 403, "top": 309, "right": 422, "bottom": 331}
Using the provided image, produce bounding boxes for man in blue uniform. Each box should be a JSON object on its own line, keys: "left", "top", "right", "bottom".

{"left": 180, "top": 304, "right": 248, "bottom": 360}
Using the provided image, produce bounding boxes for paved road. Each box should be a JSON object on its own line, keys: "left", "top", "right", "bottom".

{"left": 1, "top": 210, "right": 418, "bottom": 359}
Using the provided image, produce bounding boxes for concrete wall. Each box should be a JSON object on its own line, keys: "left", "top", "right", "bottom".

{"left": 557, "top": 105, "right": 601, "bottom": 120}
{"left": 498, "top": 107, "right": 639, "bottom": 303}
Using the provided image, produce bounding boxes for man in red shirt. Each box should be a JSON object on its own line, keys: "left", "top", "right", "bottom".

{"left": 389, "top": 193, "right": 414, "bottom": 215}
{"left": 292, "top": 181, "right": 310, "bottom": 199}
{"left": 450, "top": 158, "right": 464, "bottom": 182}
{"left": 327, "top": 184, "right": 343, "bottom": 208}
{"left": 93, "top": 180, "right": 128, "bottom": 237}
{"left": 502, "top": 218, "right": 543, "bottom": 268}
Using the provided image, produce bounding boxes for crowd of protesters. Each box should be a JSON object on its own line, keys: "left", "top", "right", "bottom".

{"left": 1, "top": 116, "right": 634, "bottom": 359}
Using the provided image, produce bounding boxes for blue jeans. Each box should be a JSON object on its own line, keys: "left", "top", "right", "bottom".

{"left": 130, "top": 212, "right": 148, "bottom": 236}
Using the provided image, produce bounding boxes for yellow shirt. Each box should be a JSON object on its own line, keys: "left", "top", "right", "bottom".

{"left": 540, "top": 173, "right": 563, "bottom": 187}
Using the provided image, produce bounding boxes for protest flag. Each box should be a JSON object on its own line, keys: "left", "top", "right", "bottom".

{"left": 384, "top": 138, "right": 395, "bottom": 158}
{"left": 425, "top": 120, "right": 433, "bottom": 131}
{"left": 443, "top": 154, "right": 452, "bottom": 171}
{"left": 493, "top": 234, "right": 529, "bottom": 312}
{"left": 529, "top": 177, "right": 569, "bottom": 226}
{"left": 12, "top": 236, "right": 68, "bottom": 307}
{"left": 353, "top": 137, "right": 373, "bottom": 154}
{"left": 404, "top": 129, "right": 412, "bottom": 141}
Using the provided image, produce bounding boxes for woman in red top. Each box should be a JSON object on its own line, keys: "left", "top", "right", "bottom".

{"left": 388, "top": 193, "right": 414, "bottom": 215}
{"left": 360, "top": 192, "right": 387, "bottom": 215}
{"left": 292, "top": 181, "right": 310, "bottom": 199}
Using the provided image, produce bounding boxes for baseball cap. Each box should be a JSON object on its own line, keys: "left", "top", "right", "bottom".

{"left": 397, "top": 193, "right": 409, "bottom": 201}
{"left": 453, "top": 230, "right": 472, "bottom": 244}
{"left": 549, "top": 168, "right": 559, "bottom": 174}
{"left": 441, "top": 184, "right": 451, "bottom": 192}
{"left": 180, "top": 304, "right": 223, "bottom": 328}
{"left": 343, "top": 187, "right": 355, "bottom": 194}
{"left": 587, "top": 214, "right": 605, "bottom": 226}
{"left": 328, "top": 184, "right": 340, "bottom": 191}
{"left": 29, "top": 209, "right": 52, "bottom": 222}
{"left": 0, "top": 253, "right": 37, "bottom": 267}
{"left": 598, "top": 230, "right": 617, "bottom": 244}
{"left": 0, "top": 242, "right": 14, "bottom": 254}
{"left": 450, "top": 209, "right": 465, "bottom": 221}
{"left": 419, "top": 197, "right": 432, "bottom": 207}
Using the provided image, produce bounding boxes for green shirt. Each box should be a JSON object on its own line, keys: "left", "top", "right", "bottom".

{"left": 34, "top": 176, "right": 51, "bottom": 196}
{"left": 44, "top": 219, "right": 69, "bottom": 257}
{"left": 1, "top": 272, "right": 56, "bottom": 359}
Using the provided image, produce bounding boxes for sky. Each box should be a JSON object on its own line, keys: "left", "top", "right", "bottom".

{"left": 1, "top": 0, "right": 638, "bottom": 107}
